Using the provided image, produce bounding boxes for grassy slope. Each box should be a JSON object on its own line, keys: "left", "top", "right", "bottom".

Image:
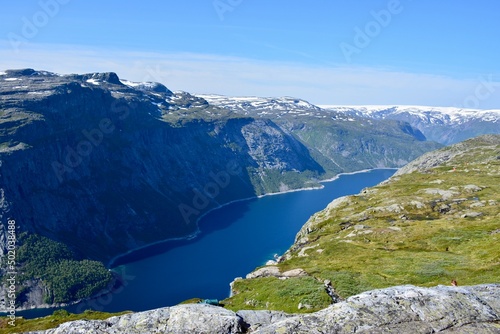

{"left": 224, "top": 136, "right": 500, "bottom": 313}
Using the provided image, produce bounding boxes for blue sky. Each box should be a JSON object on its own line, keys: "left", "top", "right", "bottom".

{"left": 1, "top": 0, "right": 499, "bottom": 108}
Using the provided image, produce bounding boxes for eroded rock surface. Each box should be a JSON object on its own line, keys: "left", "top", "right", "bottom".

{"left": 29, "top": 284, "right": 500, "bottom": 334}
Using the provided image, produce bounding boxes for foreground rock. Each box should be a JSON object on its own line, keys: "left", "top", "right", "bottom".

{"left": 29, "top": 284, "right": 500, "bottom": 333}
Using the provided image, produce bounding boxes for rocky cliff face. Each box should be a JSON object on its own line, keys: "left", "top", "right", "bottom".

{"left": 30, "top": 284, "right": 500, "bottom": 333}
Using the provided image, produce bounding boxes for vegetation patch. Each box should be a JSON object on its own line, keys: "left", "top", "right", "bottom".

{"left": 225, "top": 276, "right": 331, "bottom": 313}
{"left": 0, "top": 309, "right": 130, "bottom": 334}
{"left": 12, "top": 234, "right": 114, "bottom": 305}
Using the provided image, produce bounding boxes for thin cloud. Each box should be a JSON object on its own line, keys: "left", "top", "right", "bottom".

{"left": 0, "top": 41, "right": 498, "bottom": 109}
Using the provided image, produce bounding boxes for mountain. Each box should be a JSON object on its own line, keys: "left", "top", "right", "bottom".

{"left": 320, "top": 105, "right": 500, "bottom": 145}
{"left": 225, "top": 134, "right": 500, "bottom": 314}
{"left": 199, "top": 95, "right": 442, "bottom": 174}
{"left": 198, "top": 95, "right": 500, "bottom": 145}
{"left": 0, "top": 69, "right": 439, "bottom": 309}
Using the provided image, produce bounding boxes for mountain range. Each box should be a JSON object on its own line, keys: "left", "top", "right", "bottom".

{"left": 199, "top": 95, "right": 500, "bottom": 145}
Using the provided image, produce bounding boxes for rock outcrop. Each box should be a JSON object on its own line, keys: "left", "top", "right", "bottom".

{"left": 29, "top": 284, "right": 500, "bottom": 333}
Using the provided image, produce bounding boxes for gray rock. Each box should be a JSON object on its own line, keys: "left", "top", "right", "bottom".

{"left": 462, "top": 211, "right": 483, "bottom": 218}
{"left": 354, "top": 224, "right": 370, "bottom": 230}
{"left": 422, "top": 188, "right": 458, "bottom": 200}
{"left": 29, "top": 284, "right": 500, "bottom": 334}
{"left": 463, "top": 184, "right": 483, "bottom": 193}
{"left": 245, "top": 266, "right": 281, "bottom": 279}
{"left": 254, "top": 284, "right": 500, "bottom": 334}
{"left": 35, "top": 304, "right": 243, "bottom": 334}
{"left": 245, "top": 266, "right": 307, "bottom": 279}
{"left": 236, "top": 309, "right": 291, "bottom": 331}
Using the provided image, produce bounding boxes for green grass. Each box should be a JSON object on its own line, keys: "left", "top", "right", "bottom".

{"left": 225, "top": 276, "right": 331, "bottom": 313}
{"left": 224, "top": 139, "right": 500, "bottom": 312}
{"left": 0, "top": 310, "right": 131, "bottom": 334}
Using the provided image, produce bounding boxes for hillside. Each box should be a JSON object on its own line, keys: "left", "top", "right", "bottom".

{"left": 224, "top": 135, "right": 500, "bottom": 313}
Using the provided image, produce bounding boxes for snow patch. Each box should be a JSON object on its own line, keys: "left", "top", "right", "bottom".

{"left": 4, "top": 77, "right": 21, "bottom": 81}
{"left": 320, "top": 105, "right": 500, "bottom": 124}
{"left": 86, "top": 78, "right": 100, "bottom": 85}
{"left": 120, "top": 80, "right": 159, "bottom": 90}
{"left": 120, "top": 79, "right": 141, "bottom": 87}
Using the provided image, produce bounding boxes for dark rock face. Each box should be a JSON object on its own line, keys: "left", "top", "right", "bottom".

{"left": 32, "top": 284, "right": 500, "bottom": 333}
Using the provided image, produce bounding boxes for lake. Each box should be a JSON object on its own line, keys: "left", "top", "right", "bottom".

{"left": 18, "top": 168, "right": 395, "bottom": 318}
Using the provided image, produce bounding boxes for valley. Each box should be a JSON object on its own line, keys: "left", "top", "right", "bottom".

{"left": 0, "top": 69, "right": 440, "bottom": 310}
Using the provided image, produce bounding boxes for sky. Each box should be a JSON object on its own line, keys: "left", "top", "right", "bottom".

{"left": 0, "top": 0, "right": 499, "bottom": 108}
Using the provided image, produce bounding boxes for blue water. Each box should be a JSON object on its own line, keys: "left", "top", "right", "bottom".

{"left": 17, "top": 169, "right": 395, "bottom": 318}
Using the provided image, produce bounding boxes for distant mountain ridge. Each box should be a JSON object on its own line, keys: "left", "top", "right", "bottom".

{"left": 198, "top": 94, "right": 441, "bottom": 174}
{"left": 198, "top": 94, "right": 500, "bottom": 145}
{"left": 321, "top": 104, "right": 500, "bottom": 145}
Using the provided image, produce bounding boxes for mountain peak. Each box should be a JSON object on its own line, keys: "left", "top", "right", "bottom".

{"left": 81, "top": 72, "right": 122, "bottom": 85}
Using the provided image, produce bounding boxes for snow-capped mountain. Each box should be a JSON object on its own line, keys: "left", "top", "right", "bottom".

{"left": 198, "top": 93, "right": 499, "bottom": 145}
{"left": 320, "top": 105, "right": 500, "bottom": 145}
{"left": 197, "top": 94, "right": 347, "bottom": 120}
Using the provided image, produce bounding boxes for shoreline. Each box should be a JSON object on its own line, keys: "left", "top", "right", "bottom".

{"left": 109, "top": 167, "right": 397, "bottom": 268}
